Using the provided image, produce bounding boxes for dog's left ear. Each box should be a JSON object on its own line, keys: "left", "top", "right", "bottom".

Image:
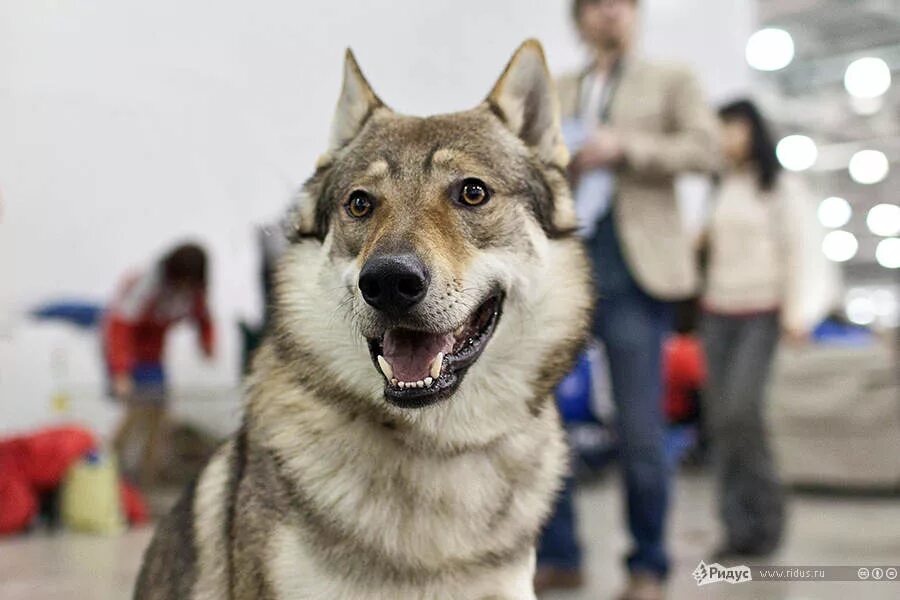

{"left": 486, "top": 40, "right": 568, "bottom": 169}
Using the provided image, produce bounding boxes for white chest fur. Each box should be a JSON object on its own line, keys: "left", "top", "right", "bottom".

{"left": 267, "top": 523, "right": 538, "bottom": 600}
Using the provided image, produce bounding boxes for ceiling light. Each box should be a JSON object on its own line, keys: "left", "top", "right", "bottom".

{"left": 776, "top": 135, "right": 817, "bottom": 171}
{"left": 746, "top": 29, "right": 794, "bottom": 71}
{"left": 849, "top": 150, "right": 889, "bottom": 184}
{"left": 867, "top": 204, "right": 900, "bottom": 237}
{"left": 817, "top": 196, "right": 852, "bottom": 228}
{"left": 822, "top": 230, "right": 858, "bottom": 262}
{"left": 844, "top": 57, "right": 892, "bottom": 99}
{"left": 876, "top": 238, "right": 900, "bottom": 269}
{"left": 850, "top": 96, "right": 884, "bottom": 116}
{"left": 846, "top": 296, "right": 875, "bottom": 325}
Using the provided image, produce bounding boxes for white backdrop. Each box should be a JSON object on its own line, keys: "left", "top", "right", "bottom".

{"left": 0, "top": 0, "right": 753, "bottom": 434}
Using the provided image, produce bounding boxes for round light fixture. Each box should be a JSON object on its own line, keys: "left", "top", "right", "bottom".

{"left": 846, "top": 296, "right": 876, "bottom": 325}
{"left": 817, "top": 196, "right": 852, "bottom": 228}
{"left": 849, "top": 150, "right": 889, "bottom": 184}
{"left": 822, "top": 230, "right": 858, "bottom": 262}
{"left": 875, "top": 238, "right": 900, "bottom": 269}
{"left": 850, "top": 96, "right": 884, "bottom": 116}
{"left": 844, "top": 57, "right": 892, "bottom": 99}
{"left": 746, "top": 28, "right": 795, "bottom": 72}
{"left": 776, "top": 135, "right": 818, "bottom": 171}
{"left": 866, "top": 204, "right": 900, "bottom": 237}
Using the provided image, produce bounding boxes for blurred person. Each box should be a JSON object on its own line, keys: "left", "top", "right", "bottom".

{"left": 105, "top": 243, "right": 214, "bottom": 486}
{"left": 701, "top": 99, "right": 832, "bottom": 559}
{"left": 537, "top": 0, "right": 719, "bottom": 596}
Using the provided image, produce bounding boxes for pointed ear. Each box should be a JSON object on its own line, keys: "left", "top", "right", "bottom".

{"left": 328, "top": 49, "right": 385, "bottom": 153}
{"left": 486, "top": 40, "right": 567, "bottom": 168}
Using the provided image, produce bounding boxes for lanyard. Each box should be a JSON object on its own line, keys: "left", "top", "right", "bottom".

{"left": 578, "top": 58, "right": 624, "bottom": 124}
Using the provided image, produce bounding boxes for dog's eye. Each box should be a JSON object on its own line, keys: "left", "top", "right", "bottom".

{"left": 346, "top": 190, "right": 374, "bottom": 219}
{"left": 457, "top": 179, "right": 491, "bottom": 207}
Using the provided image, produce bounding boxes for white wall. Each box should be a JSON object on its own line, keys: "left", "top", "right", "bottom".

{"left": 0, "top": 0, "right": 753, "bottom": 435}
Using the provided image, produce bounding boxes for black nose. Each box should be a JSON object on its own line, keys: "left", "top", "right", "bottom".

{"left": 358, "top": 254, "right": 430, "bottom": 316}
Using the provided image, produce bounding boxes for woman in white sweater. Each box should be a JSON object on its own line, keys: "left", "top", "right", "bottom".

{"left": 702, "top": 100, "right": 834, "bottom": 560}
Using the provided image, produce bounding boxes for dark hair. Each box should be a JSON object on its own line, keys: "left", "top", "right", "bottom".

{"left": 572, "top": 0, "right": 637, "bottom": 24}
{"left": 162, "top": 243, "right": 207, "bottom": 288}
{"left": 718, "top": 99, "right": 782, "bottom": 192}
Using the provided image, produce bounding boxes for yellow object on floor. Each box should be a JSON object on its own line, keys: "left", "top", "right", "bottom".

{"left": 60, "top": 452, "right": 124, "bottom": 535}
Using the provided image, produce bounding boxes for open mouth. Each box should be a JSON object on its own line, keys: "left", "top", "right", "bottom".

{"left": 367, "top": 292, "right": 504, "bottom": 408}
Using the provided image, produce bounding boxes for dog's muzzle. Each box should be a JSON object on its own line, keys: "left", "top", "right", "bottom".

{"left": 366, "top": 291, "right": 504, "bottom": 409}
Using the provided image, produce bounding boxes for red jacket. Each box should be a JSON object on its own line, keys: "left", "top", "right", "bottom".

{"left": 103, "top": 269, "right": 214, "bottom": 374}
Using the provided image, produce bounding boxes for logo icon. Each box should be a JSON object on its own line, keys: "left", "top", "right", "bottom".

{"left": 692, "top": 561, "right": 709, "bottom": 584}
{"left": 693, "top": 560, "right": 752, "bottom": 586}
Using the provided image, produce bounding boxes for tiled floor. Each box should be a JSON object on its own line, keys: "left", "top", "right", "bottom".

{"left": 1, "top": 473, "right": 898, "bottom": 599}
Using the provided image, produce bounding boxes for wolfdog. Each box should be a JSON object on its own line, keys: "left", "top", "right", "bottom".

{"left": 135, "top": 39, "right": 592, "bottom": 600}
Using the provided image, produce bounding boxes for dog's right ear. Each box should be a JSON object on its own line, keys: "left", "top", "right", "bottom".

{"left": 327, "top": 49, "right": 385, "bottom": 154}
{"left": 292, "top": 50, "right": 385, "bottom": 240}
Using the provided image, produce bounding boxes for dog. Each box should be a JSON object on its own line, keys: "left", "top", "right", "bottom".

{"left": 134, "top": 39, "right": 592, "bottom": 600}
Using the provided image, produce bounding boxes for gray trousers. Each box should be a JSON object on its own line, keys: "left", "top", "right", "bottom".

{"left": 701, "top": 311, "right": 785, "bottom": 553}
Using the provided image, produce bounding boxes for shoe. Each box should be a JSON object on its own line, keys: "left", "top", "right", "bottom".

{"left": 533, "top": 566, "right": 584, "bottom": 593}
{"left": 615, "top": 572, "right": 665, "bottom": 600}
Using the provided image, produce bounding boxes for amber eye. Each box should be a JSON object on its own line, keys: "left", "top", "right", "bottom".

{"left": 346, "top": 190, "right": 374, "bottom": 218}
{"left": 458, "top": 178, "right": 491, "bottom": 207}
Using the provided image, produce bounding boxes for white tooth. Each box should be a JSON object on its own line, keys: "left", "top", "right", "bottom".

{"left": 430, "top": 352, "right": 444, "bottom": 379}
{"left": 416, "top": 380, "right": 425, "bottom": 388}
{"left": 424, "top": 377, "right": 433, "bottom": 387}
{"left": 377, "top": 355, "right": 393, "bottom": 380}
{"left": 398, "top": 381, "right": 405, "bottom": 389}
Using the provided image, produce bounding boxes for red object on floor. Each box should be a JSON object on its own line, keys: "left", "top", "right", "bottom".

{"left": 20, "top": 426, "right": 96, "bottom": 491}
{"left": 0, "top": 425, "right": 149, "bottom": 535}
{"left": 0, "top": 454, "right": 37, "bottom": 535}
{"left": 119, "top": 481, "right": 149, "bottom": 525}
{"left": 0, "top": 425, "right": 97, "bottom": 535}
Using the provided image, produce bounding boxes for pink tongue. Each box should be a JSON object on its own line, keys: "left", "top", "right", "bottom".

{"left": 382, "top": 329, "right": 455, "bottom": 382}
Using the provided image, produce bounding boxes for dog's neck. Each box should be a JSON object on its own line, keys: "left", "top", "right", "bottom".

{"left": 243, "top": 340, "right": 567, "bottom": 583}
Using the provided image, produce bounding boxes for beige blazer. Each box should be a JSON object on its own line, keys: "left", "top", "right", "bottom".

{"left": 556, "top": 58, "right": 719, "bottom": 300}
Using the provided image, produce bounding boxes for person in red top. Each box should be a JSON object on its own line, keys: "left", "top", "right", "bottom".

{"left": 105, "top": 243, "right": 214, "bottom": 485}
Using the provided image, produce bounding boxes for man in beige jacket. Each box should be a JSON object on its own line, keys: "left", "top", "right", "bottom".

{"left": 535, "top": 1, "right": 719, "bottom": 598}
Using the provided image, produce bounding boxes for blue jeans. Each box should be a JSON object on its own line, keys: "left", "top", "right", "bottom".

{"left": 538, "top": 214, "right": 672, "bottom": 577}
{"left": 536, "top": 475, "right": 582, "bottom": 569}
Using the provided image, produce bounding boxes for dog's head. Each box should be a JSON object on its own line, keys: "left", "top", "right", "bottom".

{"left": 275, "top": 40, "right": 591, "bottom": 442}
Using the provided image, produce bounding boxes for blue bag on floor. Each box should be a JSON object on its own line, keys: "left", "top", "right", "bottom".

{"left": 555, "top": 351, "right": 618, "bottom": 475}
{"left": 555, "top": 353, "right": 595, "bottom": 423}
